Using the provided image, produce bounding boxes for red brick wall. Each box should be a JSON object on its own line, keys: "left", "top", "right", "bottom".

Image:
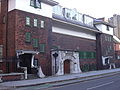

{"left": 0, "top": 0, "right": 9, "bottom": 73}
{"left": 52, "top": 33, "right": 96, "bottom": 51}
{"left": 7, "top": 10, "right": 52, "bottom": 75}
{"left": 114, "top": 44, "right": 120, "bottom": 51}
{"left": 52, "top": 32, "right": 97, "bottom": 65}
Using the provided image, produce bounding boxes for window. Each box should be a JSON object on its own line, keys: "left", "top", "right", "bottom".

{"left": 64, "top": 8, "right": 71, "bottom": 19}
{"left": 32, "top": 38, "right": 38, "bottom": 47}
{"left": 34, "top": 19, "right": 38, "bottom": 27}
{"left": 25, "top": 32, "right": 31, "bottom": 42}
{"left": 78, "top": 13, "right": 83, "bottom": 23}
{"left": 79, "top": 51, "right": 96, "bottom": 59}
{"left": 39, "top": 44, "right": 45, "bottom": 52}
{"left": 30, "top": 0, "right": 41, "bottom": 9}
{"left": 84, "top": 15, "right": 94, "bottom": 27}
{"left": 53, "top": 5, "right": 63, "bottom": 16}
{"left": 40, "top": 20, "right": 45, "bottom": 28}
{"left": 26, "top": 17, "right": 30, "bottom": 26}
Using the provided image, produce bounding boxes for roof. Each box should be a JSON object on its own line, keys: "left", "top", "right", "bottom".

{"left": 94, "top": 19, "right": 115, "bottom": 28}
{"left": 41, "top": 0, "right": 59, "bottom": 6}
{"left": 52, "top": 14, "right": 101, "bottom": 33}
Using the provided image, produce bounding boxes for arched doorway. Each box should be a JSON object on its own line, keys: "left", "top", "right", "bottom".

{"left": 64, "top": 60, "right": 70, "bottom": 74}
{"left": 52, "top": 50, "right": 82, "bottom": 76}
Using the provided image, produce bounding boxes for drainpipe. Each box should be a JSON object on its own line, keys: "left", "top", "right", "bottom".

{"left": 2, "top": 0, "right": 9, "bottom": 73}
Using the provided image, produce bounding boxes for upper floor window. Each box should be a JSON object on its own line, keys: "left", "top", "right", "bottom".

{"left": 53, "top": 5, "right": 63, "bottom": 16}
{"left": 30, "top": 0, "right": 41, "bottom": 9}
{"left": 39, "top": 44, "right": 45, "bottom": 53}
{"left": 84, "top": 15, "right": 94, "bottom": 27}
{"left": 34, "top": 19, "right": 38, "bottom": 27}
{"left": 64, "top": 8, "right": 71, "bottom": 19}
{"left": 26, "top": 17, "right": 30, "bottom": 26}
{"left": 32, "top": 38, "right": 39, "bottom": 48}
{"left": 40, "top": 20, "right": 45, "bottom": 28}
{"left": 25, "top": 32, "right": 31, "bottom": 42}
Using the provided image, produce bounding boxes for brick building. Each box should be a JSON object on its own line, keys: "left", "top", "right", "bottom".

{"left": 0, "top": 0, "right": 116, "bottom": 80}
{"left": 51, "top": 6, "right": 115, "bottom": 75}
{"left": 0, "top": 0, "right": 58, "bottom": 78}
{"left": 94, "top": 19, "right": 115, "bottom": 69}
{"left": 109, "top": 14, "right": 120, "bottom": 67}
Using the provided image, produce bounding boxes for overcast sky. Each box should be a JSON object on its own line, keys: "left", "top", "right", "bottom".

{"left": 55, "top": 0, "right": 120, "bottom": 19}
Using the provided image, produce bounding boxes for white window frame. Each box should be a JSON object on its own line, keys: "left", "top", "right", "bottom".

{"left": 26, "top": 17, "right": 30, "bottom": 26}
{"left": 34, "top": 19, "right": 38, "bottom": 27}
{"left": 40, "top": 20, "right": 45, "bottom": 28}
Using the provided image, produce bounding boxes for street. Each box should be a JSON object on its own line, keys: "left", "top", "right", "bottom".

{"left": 15, "top": 73, "right": 120, "bottom": 90}
{"left": 45, "top": 73, "right": 120, "bottom": 90}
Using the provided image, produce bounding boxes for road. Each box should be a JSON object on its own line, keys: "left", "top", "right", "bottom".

{"left": 46, "top": 73, "right": 120, "bottom": 90}
{"left": 15, "top": 73, "right": 120, "bottom": 90}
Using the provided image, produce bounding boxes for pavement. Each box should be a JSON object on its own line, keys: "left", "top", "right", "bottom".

{"left": 1, "top": 68, "right": 120, "bottom": 89}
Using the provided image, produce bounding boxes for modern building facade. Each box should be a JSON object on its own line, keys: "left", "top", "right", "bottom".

{"left": 0, "top": 0, "right": 116, "bottom": 80}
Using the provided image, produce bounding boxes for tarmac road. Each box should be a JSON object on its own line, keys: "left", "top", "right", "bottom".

{"left": 46, "top": 73, "right": 120, "bottom": 90}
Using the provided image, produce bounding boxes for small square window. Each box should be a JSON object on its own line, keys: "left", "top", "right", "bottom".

{"left": 26, "top": 17, "right": 30, "bottom": 26}
{"left": 34, "top": 19, "right": 38, "bottom": 27}
{"left": 40, "top": 20, "right": 45, "bottom": 28}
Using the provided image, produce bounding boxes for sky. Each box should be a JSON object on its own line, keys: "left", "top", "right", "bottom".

{"left": 54, "top": 0, "right": 120, "bottom": 19}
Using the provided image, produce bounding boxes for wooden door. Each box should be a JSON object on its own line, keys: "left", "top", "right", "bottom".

{"left": 64, "top": 60, "right": 70, "bottom": 74}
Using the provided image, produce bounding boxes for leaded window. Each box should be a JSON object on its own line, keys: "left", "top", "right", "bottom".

{"left": 39, "top": 44, "right": 45, "bottom": 52}
{"left": 32, "top": 38, "right": 38, "bottom": 47}
{"left": 40, "top": 20, "right": 45, "bottom": 28}
{"left": 25, "top": 32, "right": 31, "bottom": 42}
{"left": 34, "top": 19, "right": 38, "bottom": 27}
{"left": 30, "top": 0, "right": 41, "bottom": 9}
{"left": 26, "top": 17, "right": 30, "bottom": 26}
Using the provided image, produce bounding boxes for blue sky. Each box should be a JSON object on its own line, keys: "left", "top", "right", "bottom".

{"left": 55, "top": 0, "right": 120, "bottom": 19}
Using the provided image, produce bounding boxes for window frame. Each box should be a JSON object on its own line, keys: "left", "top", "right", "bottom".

{"left": 26, "top": 17, "right": 31, "bottom": 26}
{"left": 30, "top": 0, "right": 41, "bottom": 9}
{"left": 25, "top": 32, "right": 31, "bottom": 42}
{"left": 39, "top": 44, "right": 45, "bottom": 53}
{"left": 34, "top": 18, "right": 38, "bottom": 27}
{"left": 32, "top": 38, "right": 39, "bottom": 48}
{"left": 40, "top": 20, "right": 45, "bottom": 28}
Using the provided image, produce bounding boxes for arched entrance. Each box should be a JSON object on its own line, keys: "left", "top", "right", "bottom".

{"left": 52, "top": 50, "right": 82, "bottom": 76}
{"left": 16, "top": 50, "right": 45, "bottom": 78}
{"left": 64, "top": 59, "right": 70, "bottom": 74}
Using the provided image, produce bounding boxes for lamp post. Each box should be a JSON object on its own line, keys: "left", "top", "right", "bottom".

{"left": 53, "top": 52, "right": 58, "bottom": 73}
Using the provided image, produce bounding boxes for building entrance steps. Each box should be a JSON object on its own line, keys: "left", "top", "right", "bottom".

{"left": 0, "top": 68, "right": 120, "bottom": 88}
